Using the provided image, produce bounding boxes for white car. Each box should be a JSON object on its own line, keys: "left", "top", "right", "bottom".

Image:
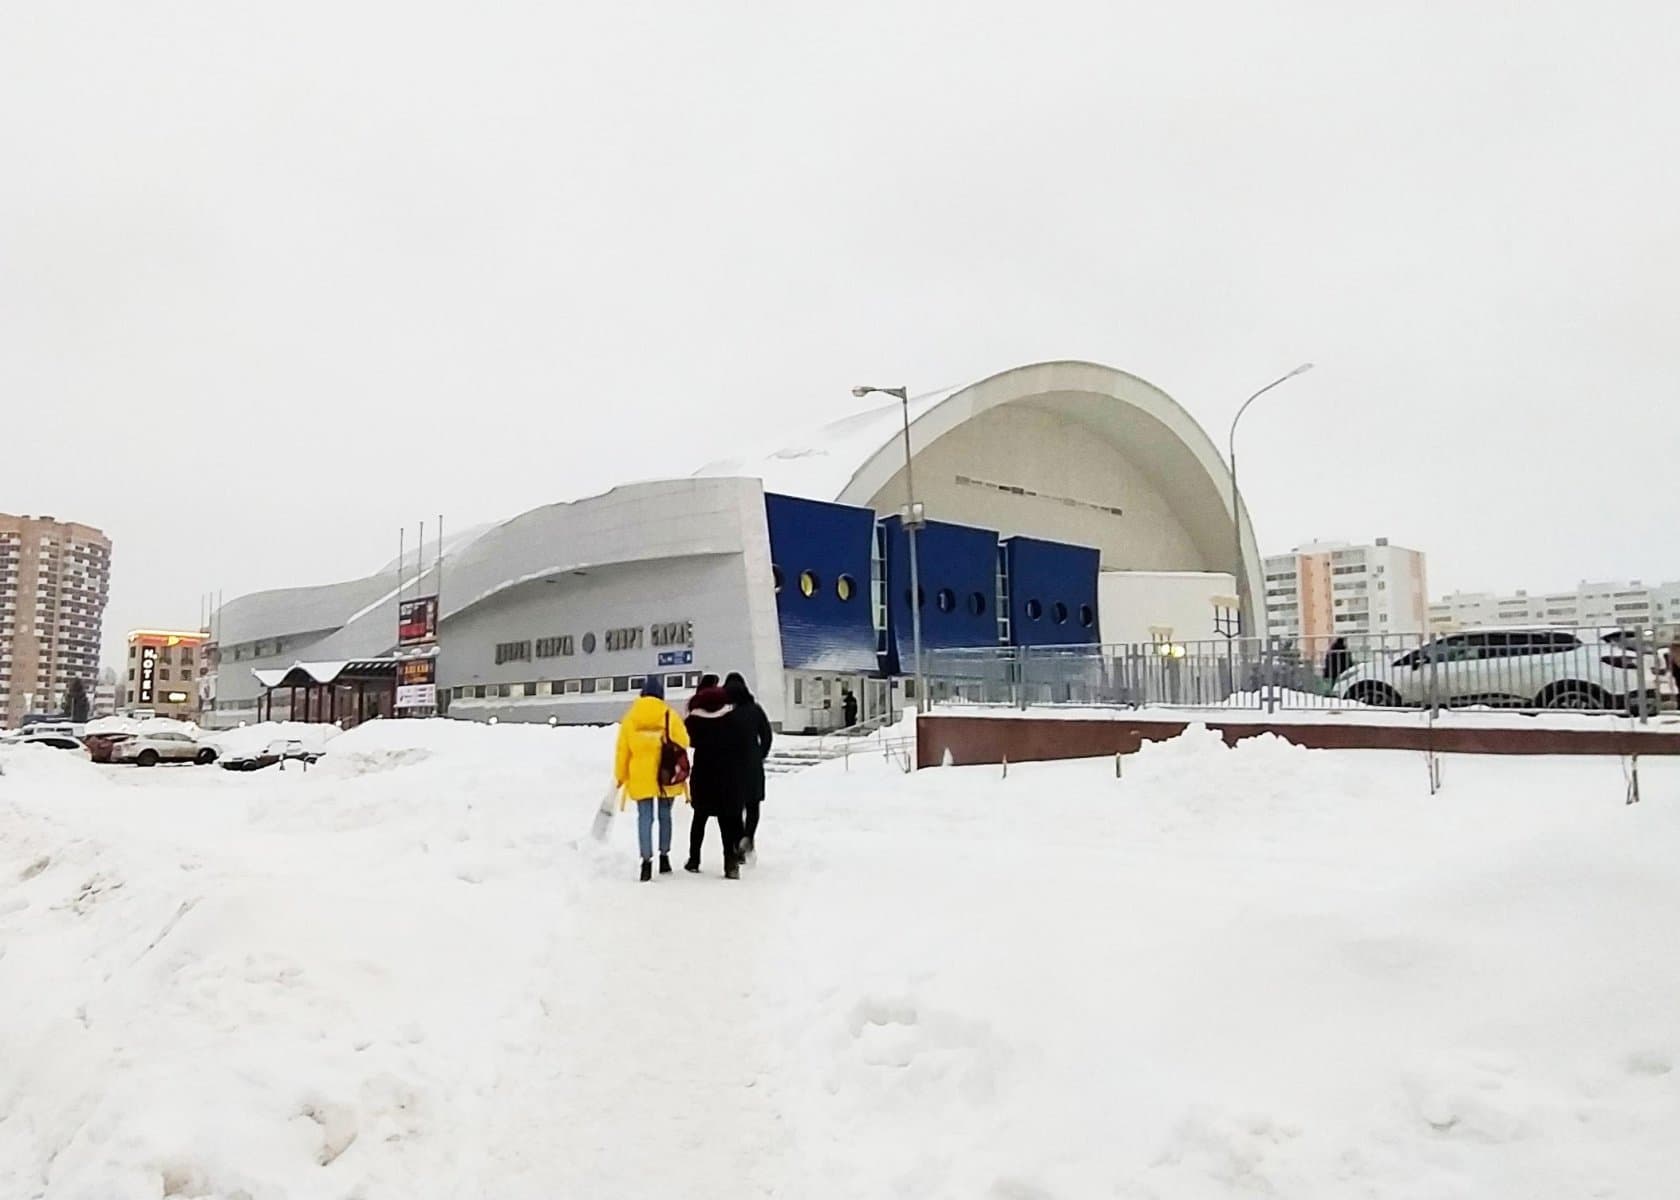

{"left": 1335, "top": 628, "right": 1674, "bottom": 711}
{"left": 110, "top": 730, "right": 219, "bottom": 767}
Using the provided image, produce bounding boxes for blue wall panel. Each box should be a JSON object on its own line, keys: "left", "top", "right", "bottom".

{"left": 1005, "top": 536, "right": 1101, "bottom": 647}
{"left": 764, "top": 493, "right": 880, "bottom": 672}
{"left": 881, "top": 515, "right": 1000, "bottom": 672}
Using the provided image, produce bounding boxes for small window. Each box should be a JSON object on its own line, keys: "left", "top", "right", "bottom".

{"left": 1052, "top": 602, "right": 1068, "bottom": 624}
{"left": 564, "top": 679, "right": 583, "bottom": 695}
{"left": 128, "top": 645, "right": 136, "bottom": 658}
{"left": 968, "top": 591, "right": 987, "bottom": 616}
{"left": 629, "top": 676, "right": 646, "bottom": 691}
{"left": 1025, "top": 599, "right": 1043, "bottom": 621}
{"left": 772, "top": 565, "right": 784, "bottom": 594}
{"left": 520, "top": 682, "right": 537, "bottom": 696}
{"left": 596, "top": 677, "right": 613, "bottom": 692}
{"left": 836, "top": 574, "right": 856, "bottom": 602}
{"left": 799, "top": 570, "right": 820, "bottom": 598}
{"left": 685, "top": 672, "right": 702, "bottom": 688}
{"left": 614, "top": 676, "right": 632, "bottom": 692}
{"left": 793, "top": 676, "right": 804, "bottom": 705}
{"left": 159, "top": 668, "right": 171, "bottom": 681}
{"left": 666, "top": 673, "right": 684, "bottom": 689}
{"left": 936, "top": 588, "right": 955, "bottom": 613}
{"left": 1079, "top": 604, "right": 1095, "bottom": 628}
{"left": 581, "top": 678, "right": 597, "bottom": 694}
{"left": 472, "top": 685, "right": 486, "bottom": 699}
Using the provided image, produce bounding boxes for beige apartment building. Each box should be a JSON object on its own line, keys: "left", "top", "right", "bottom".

{"left": 1263, "top": 537, "right": 1429, "bottom": 651}
{"left": 0, "top": 513, "right": 112, "bottom": 727}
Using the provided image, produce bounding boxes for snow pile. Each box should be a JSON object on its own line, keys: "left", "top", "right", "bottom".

{"left": 202, "top": 722, "right": 344, "bottom": 759}
{"left": 1, "top": 720, "right": 1677, "bottom": 1197}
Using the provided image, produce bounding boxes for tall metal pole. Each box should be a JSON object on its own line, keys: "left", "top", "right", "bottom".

{"left": 899, "top": 391, "right": 926, "bottom": 714}
{"left": 1227, "top": 363, "right": 1314, "bottom": 635}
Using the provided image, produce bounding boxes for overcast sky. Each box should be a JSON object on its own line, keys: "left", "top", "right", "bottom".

{"left": 4, "top": 2, "right": 1677, "bottom": 664}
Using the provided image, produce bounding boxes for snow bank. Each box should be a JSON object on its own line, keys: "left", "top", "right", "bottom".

{"left": 2, "top": 720, "right": 1677, "bottom": 1197}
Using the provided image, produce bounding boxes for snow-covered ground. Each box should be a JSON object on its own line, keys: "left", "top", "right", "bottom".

{"left": 2, "top": 721, "right": 1677, "bottom": 1198}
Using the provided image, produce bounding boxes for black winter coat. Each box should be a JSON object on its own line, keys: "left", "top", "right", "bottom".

{"left": 685, "top": 686, "right": 759, "bottom": 814}
{"left": 725, "top": 679, "right": 773, "bottom": 802}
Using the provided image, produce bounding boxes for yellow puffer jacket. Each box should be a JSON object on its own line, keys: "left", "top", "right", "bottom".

{"left": 614, "top": 695, "right": 690, "bottom": 804}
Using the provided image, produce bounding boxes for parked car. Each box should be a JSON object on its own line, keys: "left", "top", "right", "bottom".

{"left": 110, "top": 730, "right": 219, "bottom": 767}
{"left": 220, "top": 739, "right": 322, "bottom": 772}
{"left": 1, "top": 730, "right": 88, "bottom": 753}
{"left": 1335, "top": 628, "right": 1675, "bottom": 712}
{"left": 83, "top": 731, "right": 135, "bottom": 764}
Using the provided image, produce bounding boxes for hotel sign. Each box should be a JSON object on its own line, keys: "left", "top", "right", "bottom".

{"left": 139, "top": 646, "right": 157, "bottom": 704}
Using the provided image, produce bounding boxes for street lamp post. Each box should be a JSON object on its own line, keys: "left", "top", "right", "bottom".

{"left": 853, "top": 384, "right": 926, "bottom": 713}
{"left": 1228, "top": 363, "right": 1314, "bottom": 636}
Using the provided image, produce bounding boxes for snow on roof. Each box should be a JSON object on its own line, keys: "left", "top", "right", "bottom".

{"left": 694, "top": 383, "right": 963, "bottom": 501}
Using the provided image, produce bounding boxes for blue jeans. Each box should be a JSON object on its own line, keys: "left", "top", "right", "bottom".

{"left": 636, "top": 798, "right": 674, "bottom": 859}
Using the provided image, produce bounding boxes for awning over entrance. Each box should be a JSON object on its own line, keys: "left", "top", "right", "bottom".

{"left": 251, "top": 659, "right": 398, "bottom": 725}
{"left": 252, "top": 660, "right": 398, "bottom": 689}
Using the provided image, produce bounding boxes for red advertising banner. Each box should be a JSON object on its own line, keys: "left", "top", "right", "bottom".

{"left": 398, "top": 596, "right": 438, "bottom": 646}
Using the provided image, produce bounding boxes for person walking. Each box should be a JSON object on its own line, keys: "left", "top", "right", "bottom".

{"left": 613, "top": 677, "right": 690, "bottom": 882}
{"left": 841, "top": 687, "right": 859, "bottom": 728}
{"left": 682, "top": 678, "right": 755, "bottom": 879}
{"left": 723, "top": 671, "right": 773, "bottom": 864}
{"left": 1322, "top": 637, "right": 1353, "bottom": 683}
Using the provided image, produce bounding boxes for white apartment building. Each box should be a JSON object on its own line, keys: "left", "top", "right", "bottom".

{"left": 1431, "top": 580, "right": 1680, "bottom": 637}
{"left": 1264, "top": 538, "right": 1429, "bottom": 649}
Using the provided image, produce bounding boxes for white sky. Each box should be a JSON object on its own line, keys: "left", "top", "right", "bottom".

{"left": 3, "top": 2, "right": 1677, "bottom": 664}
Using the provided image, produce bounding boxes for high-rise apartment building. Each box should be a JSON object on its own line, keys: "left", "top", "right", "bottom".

{"left": 0, "top": 513, "right": 112, "bottom": 727}
{"left": 1263, "top": 538, "right": 1429, "bottom": 649}
{"left": 1431, "top": 581, "right": 1680, "bottom": 636}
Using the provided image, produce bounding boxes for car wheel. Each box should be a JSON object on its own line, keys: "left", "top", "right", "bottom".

{"left": 195, "top": 748, "right": 217, "bottom": 765}
{"left": 1347, "top": 682, "right": 1403, "bottom": 708}
{"left": 1540, "top": 683, "right": 1612, "bottom": 711}
{"left": 136, "top": 749, "right": 159, "bottom": 767}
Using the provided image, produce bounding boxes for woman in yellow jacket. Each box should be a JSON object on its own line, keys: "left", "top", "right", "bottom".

{"left": 614, "top": 676, "right": 691, "bottom": 881}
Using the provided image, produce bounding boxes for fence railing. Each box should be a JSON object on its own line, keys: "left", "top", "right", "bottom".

{"left": 922, "top": 629, "right": 1679, "bottom": 717}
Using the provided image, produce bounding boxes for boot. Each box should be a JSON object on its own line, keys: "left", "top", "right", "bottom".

{"left": 639, "top": 859, "right": 653, "bottom": 883}
{"left": 724, "top": 859, "right": 740, "bottom": 881}
{"left": 658, "top": 854, "right": 672, "bottom": 875}
{"left": 683, "top": 859, "right": 700, "bottom": 873}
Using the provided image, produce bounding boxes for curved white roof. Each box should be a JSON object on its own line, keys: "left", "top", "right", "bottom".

{"left": 697, "top": 358, "right": 1262, "bottom": 624}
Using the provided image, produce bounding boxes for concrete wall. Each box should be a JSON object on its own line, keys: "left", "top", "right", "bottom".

{"left": 1098, "top": 570, "right": 1235, "bottom": 644}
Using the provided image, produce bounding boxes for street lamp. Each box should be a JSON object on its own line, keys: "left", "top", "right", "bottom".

{"left": 853, "top": 384, "right": 927, "bottom": 713}
{"left": 1228, "top": 363, "right": 1314, "bottom": 636}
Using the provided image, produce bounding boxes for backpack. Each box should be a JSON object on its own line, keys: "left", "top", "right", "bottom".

{"left": 658, "top": 711, "right": 691, "bottom": 790}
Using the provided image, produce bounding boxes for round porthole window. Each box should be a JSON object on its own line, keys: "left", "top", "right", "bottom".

{"left": 836, "top": 573, "right": 856, "bottom": 602}
{"left": 1079, "top": 604, "right": 1095, "bottom": 628}
{"left": 772, "top": 565, "right": 784, "bottom": 594}
{"left": 1025, "top": 599, "right": 1043, "bottom": 621}
{"left": 800, "top": 570, "right": 820, "bottom": 598}
{"left": 1052, "top": 602, "right": 1069, "bottom": 624}
{"left": 582, "top": 632, "right": 597, "bottom": 654}
{"left": 936, "top": 588, "right": 956, "bottom": 613}
{"left": 968, "top": 591, "right": 987, "bottom": 616}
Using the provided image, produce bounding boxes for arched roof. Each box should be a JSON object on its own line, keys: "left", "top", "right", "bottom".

{"left": 699, "top": 360, "right": 1263, "bottom": 626}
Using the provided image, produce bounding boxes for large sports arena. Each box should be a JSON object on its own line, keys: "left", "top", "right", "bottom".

{"left": 206, "top": 361, "right": 1259, "bottom": 730}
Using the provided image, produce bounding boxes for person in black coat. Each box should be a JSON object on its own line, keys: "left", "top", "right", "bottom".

{"left": 724, "top": 671, "right": 773, "bottom": 861}
{"left": 1322, "top": 637, "right": 1353, "bottom": 682}
{"left": 682, "top": 681, "right": 755, "bottom": 878}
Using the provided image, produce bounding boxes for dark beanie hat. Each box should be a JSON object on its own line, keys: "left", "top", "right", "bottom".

{"left": 640, "top": 676, "right": 665, "bottom": 699}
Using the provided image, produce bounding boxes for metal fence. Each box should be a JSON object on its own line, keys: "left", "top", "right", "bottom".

{"left": 923, "top": 628, "right": 1680, "bottom": 717}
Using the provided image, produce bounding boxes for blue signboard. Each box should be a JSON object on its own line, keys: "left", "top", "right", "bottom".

{"left": 657, "top": 649, "right": 694, "bottom": 667}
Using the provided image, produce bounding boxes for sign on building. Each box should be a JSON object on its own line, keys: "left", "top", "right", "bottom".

{"left": 399, "top": 596, "right": 439, "bottom": 646}
{"left": 396, "top": 658, "right": 437, "bottom": 710}
{"left": 139, "top": 646, "right": 157, "bottom": 704}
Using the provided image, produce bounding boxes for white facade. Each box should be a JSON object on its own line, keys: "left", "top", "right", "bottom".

{"left": 1097, "top": 571, "right": 1236, "bottom": 645}
{"left": 702, "top": 360, "right": 1265, "bottom": 634}
{"left": 1264, "top": 538, "right": 1429, "bottom": 647}
{"left": 1431, "top": 580, "right": 1680, "bottom": 636}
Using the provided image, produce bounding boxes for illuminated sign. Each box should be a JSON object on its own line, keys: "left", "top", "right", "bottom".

{"left": 139, "top": 646, "right": 157, "bottom": 704}
{"left": 398, "top": 596, "right": 438, "bottom": 646}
